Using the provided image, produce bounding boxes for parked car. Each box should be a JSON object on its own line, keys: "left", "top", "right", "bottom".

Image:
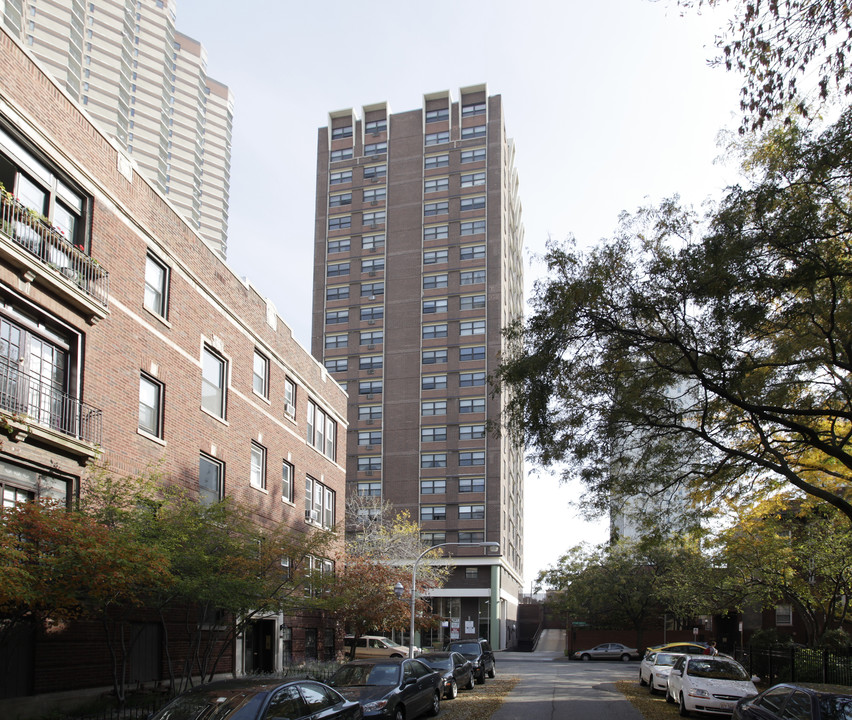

{"left": 344, "top": 635, "right": 420, "bottom": 659}
{"left": 645, "top": 642, "right": 709, "bottom": 657}
{"left": 418, "top": 651, "right": 475, "bottom": 699}
{"left": 446, "top": 638, "right": 496, "bottom": 683}
{"left": 639, "top": 651, "right": 685, "bottom": 694}
{"left": 573, "top": 642, "right": 640, "bottom": 662}
{"left": 665, "top": 654, "right": 759, "bottom": 716}
{"left": 148, "top": 676, "right": 363, "bottom": 720}
{"left": 733, "top": 683, "right": 852, "bottom": 720}
{"left": 329, "top": 657, "right": 442, "bottom": 720}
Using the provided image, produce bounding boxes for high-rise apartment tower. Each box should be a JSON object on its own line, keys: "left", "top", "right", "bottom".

{"left": 312, "top": 85, "right": 525, "bottom": 649}
{"left": 1, "top": 0, "right": 232, "bottom": 257}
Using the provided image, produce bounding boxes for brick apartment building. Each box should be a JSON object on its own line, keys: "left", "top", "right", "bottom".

{"left": 311, "top": 86, "right": 526, "bottom": 650}
{"left": 0, "top": 27, "right": 345, "bottom": 704}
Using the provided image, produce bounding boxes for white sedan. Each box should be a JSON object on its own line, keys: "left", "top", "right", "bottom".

{"left": 666, "top": 654, "right": 758, "bottom": 716}
{"left": 639, "top": 651, "right": 685, "bottom": 694}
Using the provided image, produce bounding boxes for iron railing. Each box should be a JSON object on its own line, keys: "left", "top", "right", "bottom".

{"left": 0, "top": 361, "right": 102, "bottom": 446}
{"left": 735, "top": 644, "right": 852, "bottom": 687}
{"left": 0, "top": 192, "right": 109, "bottom": 309}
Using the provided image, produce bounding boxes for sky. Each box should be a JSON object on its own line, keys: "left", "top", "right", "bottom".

{"left": 175, "top": 0, "right": 744, "bottom": 588}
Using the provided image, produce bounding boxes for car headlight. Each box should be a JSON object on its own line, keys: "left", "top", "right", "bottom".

{"left": 658, "top": 669, "right": 671, "bottom": 678}
{"left": 688, "top": 688, "right": 711, "bottom": 699}
{"left": 362, "top": 699, "right": 389, "bottom": 712}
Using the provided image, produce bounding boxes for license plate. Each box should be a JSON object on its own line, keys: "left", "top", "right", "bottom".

{"left": 718, "top": 702, "right": 733, "bottom": 711}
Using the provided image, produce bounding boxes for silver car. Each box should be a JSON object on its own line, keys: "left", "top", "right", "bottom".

{"left": 573, "top": 642, "right": 640, "bottom": 661}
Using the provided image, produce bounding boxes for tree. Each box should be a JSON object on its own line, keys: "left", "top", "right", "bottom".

{"left": 681, "top": 0, "right": 852, "bottom": 130}
{"left": 496, "top": 108, "right": 852, "bottom": 528}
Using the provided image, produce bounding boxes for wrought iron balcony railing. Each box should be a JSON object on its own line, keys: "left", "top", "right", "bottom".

{"left": 0, "top": 192, "right": 109, "bottom": 309}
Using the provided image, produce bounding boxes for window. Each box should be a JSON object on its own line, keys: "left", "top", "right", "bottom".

{"left": 365, "top": 119, "right": 387, "bottom": 133}
{"left": 422, "top": 349, "right": 447, "bottom": 365}
{"left": 327, "top": 262, "right": 350, "bottom": 277}
{"left": 459, "top": 476, "right": 485, "bottom": 493}
{"left": 325, "top": 333, "right": 347, "bottom": 349}
{"left": 284, "top": 378, "right": 296, "bottom": 417}
{"left": 459, "top": 504, "right": 485, "bottom": 519}
{"left": 332, "top": 124, "right": 353, "bottom": 139}
{"left": 364, "top": 142, "right": 387, "bottom": 156}
{"left": 250, "top": 442, "right": 267, "bottom": 490}
{"left": 461, "top": 148, "right": 486, "bottom": 163}
{"left": 358, "top": 430, "right": 382, "bottom": 446}
{"left": 460, "top": 220, "right": 486, "bottom": 236}
{"left": 325, "top": 309, "right": 349, "bottom": 325}
{"left": 360, "top": 330, "right": 383, "bottom": 345}
{"left": 465, "top": 567, "right": 479, "bottom": 579}
{"left": 307, "top": 401, "right": 336, "bottom": 460}
{"left": 330, "top": 169, "right": 352, "bottom": 185}
{"left": 422, "top": 374, "right": 448, "bottom": 390}
{"left": 424, "top": 225, "right": 449, "bottom": 241}
{"left": 421, "top": 505, "right": 446, "bottom": 521}
{"left": 460, "top": 398, "right": 486, "bottom": 413}
{"left": 459, "top": 451, "right": 485, "bottom": 466}
{"left": 425, "top": 108, "right": 449, "bottom": 122}
{"left": 361, "top": 282, "right": 384, "bottom": 297}
{"left": 421, "top": 426, "right": 447, "bottom": 442}
{"left": 329, "top": 192, "right": 352, "bottom": 207}
{"left": 460, "top": 320, "right": 485, "bottom": 336}
{"left": 459, "top": 531, "right": 485, "bottom": 543}
{"left": 460, "top": 346, "right": 486, "bottom": 362}
{"left": 424, "top": 177, "right": 449, "bottom": 193}
{"left": 422, "top": 531, "right": 447, "bottom": 545}
{"left": 460, "top": 244, "right": 486, "bottom": 261}
{"left": 279, "top": 460, "right": 293, "bottom": 502}
{"left": 362, "top": 211, "right": 385, "bottom": 226}
{"left": 362, "top": 234, "right": 385, "bottom": 250}
{"left": 324, "top": 358, "right": 347, "bottom": 373}
{"left": 364, "top": 164, "right": 386, "bottom": 180}
{"left": 253, "top": 350, "right": 269, "bottom": 398}
{"left": 360, "top": 305, "right": 384, "bottom": 322}
{"left": 461, "top": 172, "right": 486, "bottom": 187}
{"left": 462, "top": 102, "right": 486, "bottom": 117}
{"left": 358, "top": 481, "right": 382, "bottom": 497}
{"left": 326, "top": 285, "right": 349, "bottom": 301}
{"left": 425, "top": 131, "right": 450, "bottom": 146}
{"left": 358, "top": 456, "right": 382, "bottom": 472}
{"left": 425, "top": 154, "right": 449, "bottom": 169}
{"left": 423, "top": 274, "right": 448, "bottom": 289}
{"left": 363, "top": 187, "right": 386, "bottom": 203}
{"left": 421, "top": 479, "right": 446, "bottom": 494}
{"left": 460, "top": 424, "right": 486, "bottom": 440}
{"left": 144, "top": 254, "right": 169, "bottom": 317}
{"left": 460, "top": 196, "right": 486, "bottom": 212}
{"left": 424, "top": 249, "right": 448, "bottom": 265}
{"left": 201, "top": 346, "right": 226, "bottom": 418}
{"left": 423, "top": 324, "right": 448, "bottom": 339}
{"left": 328, "top": 215, "right": 350, "bottom": 231}
{"left": 327, "top": 238, "right": 350, "bottom": 254}
{"left": 138, "top": 373, "right": 163, "bottom": 438}
{"left": 359, "top": 405, "right": 382, "bottom": 421}
{"left": 460, "top": 294, "right": 486, "bottom": 310}
{"left": 358, "top": 380, "right": 382, "bottom": 395}
{"left": 423, "top": 298, "right": 448, "bottom": 314}
{"left": 330, "top": 148, "right": 352, "bottom": 162}
{"left": 421, "top": 453, "right": 447, "bottom": 468}
{"left": 305, "top": 476, "right": 335, "bottom": 529}
{"left": 421, "top": 400, "right": 447, "bottom": 416}
{"left": 776, "top": 605, "right": 793, "bottom": 626}
{"left": 424, "top": 201, "right": 448, "bottom": 216}
{"left": 359, "top": 355, "right": 383, "bottom": 371}
{"left": 199, "top": 454, "right": 223, "bottom": 504}
{"left": 461, "top": 126, "right": 486, "bottom": 139}
{"left": 460, "top": 270, "right": 486, "bottom": 286}
{"left": 361, "top": 258, "right": 384, "bottom": 273}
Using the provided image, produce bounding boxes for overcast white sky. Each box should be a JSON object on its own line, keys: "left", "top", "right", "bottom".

{"left": 176, "top": 0, "right": 744, "bottom": 587}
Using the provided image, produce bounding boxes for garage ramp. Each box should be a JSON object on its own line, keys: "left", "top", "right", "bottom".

{"left": 535, "top": 628, "right": 566, "bottom": 653}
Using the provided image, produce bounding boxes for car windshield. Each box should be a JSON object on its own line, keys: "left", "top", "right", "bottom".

{"left": 422, "top": 657, "right": 452, "bottom": 670}
{"left": 378, "top": 637, "right": 404, "bottom": 648}
{"left": 332, "top": 664, "right": 400, "bottom": 687}
{"left": 687, "top": 659, "right": 749, "bottom": 680}
{"left": 450, "top": 643, "right": 480, "bottom": 655}
{"left": 151, "top": 692, "right": 265, "bottom": 720}
{"left": 655, "top": 653, "right": 680, "bottom": 666}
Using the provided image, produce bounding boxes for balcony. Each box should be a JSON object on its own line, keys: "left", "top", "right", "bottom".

{"left": 0, "top": 361, "right": 102, "bottom": 460}
{"left": 0, "top": 192, "right": 109, "bottom": 322}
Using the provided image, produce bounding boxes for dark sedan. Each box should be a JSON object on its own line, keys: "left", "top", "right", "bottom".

{"left": 148, "top": 676, "right": 362, "bottom": 720}
{"left": 733, "top": 683, "right": 852, "bottom": 720}
{"left": 446, "top": 638, "right": 496, "bottom": 683}
{"left": 418, "top": 651, "right": 475, "bottom": 699}
{"left": 329, "top": 657, "right": 442, "bottom": 720}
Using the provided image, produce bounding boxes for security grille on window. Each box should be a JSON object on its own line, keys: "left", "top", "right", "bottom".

{"left": 201, "top": 346, "right": 227, "bottom": 418}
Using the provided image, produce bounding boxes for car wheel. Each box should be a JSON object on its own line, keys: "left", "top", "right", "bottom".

{"left": 391, "top": 653, "right": 403, "bottom": 658}
{"left": 648, "top": 676, "right": 656, "bottom": 695}
{"left": 621, "top": 654, "right": 631, "bottom": 662}
{"left": 580, "top": 653, "right": 591, "bottom": 661}
{"left": 447, "top": 678, "right": 458, "bottom": 699}
{"left": 639, "top": 671, "right": 647, "bottom": 687}
{"left": 466, "top": 672, "right": 475, "bottom": 690}
{"left": 679, "top": 693, "right": 691, "bottom": 717}
{"left": 427, "top": 691, "right": 441, "bottom": 717}
{"left": 487, "top": 663, "right": 496, "bottom": 679}
{"left": 666, "top": 688, "right": 675, "bottom": 704}
{"left": 476, "top": 668, "right": 485, "bottom": 684}
{"left": 393, "top": 707, "right": 404, "bottom": 720}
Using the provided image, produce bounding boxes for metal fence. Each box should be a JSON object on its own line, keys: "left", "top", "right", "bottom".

{"left": 736, "top": 645, "right": 852, "bottom": 687}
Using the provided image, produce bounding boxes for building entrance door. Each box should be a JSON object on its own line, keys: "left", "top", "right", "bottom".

{"left": 244, "top": 619, "right": 276, "bottom": 673}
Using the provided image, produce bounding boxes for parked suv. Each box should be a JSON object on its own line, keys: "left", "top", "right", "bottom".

{"left": 446, "top": 638, "right": 495, "bottom": 684}
{"left": 344, "top": 635, "right": 420, "bottom": 659}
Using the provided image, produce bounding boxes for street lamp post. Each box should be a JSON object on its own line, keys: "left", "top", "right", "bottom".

{"left": 406, "top": 541, "right": 500, "bottom": 658}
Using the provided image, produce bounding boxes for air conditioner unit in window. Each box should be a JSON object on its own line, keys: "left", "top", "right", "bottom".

{"left": 367, "top": 368, "right": 375, "bottom": 375}
{"left": 366, "top": 445, "right": 374, "bottom": 451}
{"left": 368, "top": 319, "right": 376, "bottom": 325}
{"left": 369, "top": 295, "right": 376, "bottom": 300}
{"left": 284, "top": 403, "right": 296, "bottom": 417}
{"left": 370, "top": 177, "right": 378, "bottom": 183}
{"left": 368, "top": 224, "right": 377, "bottom": 229}
{"left": 305, "top": 510, "right": 313, "bottom": 522}
{"left": 369, "top": 271, "right": 376, "bottom": 277}
{"left": 367, "top": 393, "right": 374, "bottom": 399}
{"left": 366, "top": 470, "right": 374, "bottom": 476}
{"left": 366, "top": 419, "right": 374, "bottom": 425}
{"left": 371, "top": 201, "right": 378, "bottom": 206}
{"left": 368, "top": 344, "right": 375, "bottom": 350}
{"left": 368, "top": 247, "right": 376, "bottom": 253}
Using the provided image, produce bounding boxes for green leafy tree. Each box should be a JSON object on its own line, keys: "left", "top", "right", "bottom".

{"left": 496, "top": 108, "right": 852, "bottom": 529}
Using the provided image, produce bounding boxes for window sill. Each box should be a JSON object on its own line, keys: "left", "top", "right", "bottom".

{"left": 142, "top": 305, "right": 172, "bottom": 329}
{"left": 250, "top": 484, "right": 268, "bottom": 494}
{"left": 252, "top": 390, "right": 271, "bottom": 405}
{"left": 200, "top": 406, "right": 229, "bottom": 426}
{"left": 282, "top": 497, "right": 295, "bottom": 506}
{"left": 137, "top": 428, "right": 166, "bottom": 446}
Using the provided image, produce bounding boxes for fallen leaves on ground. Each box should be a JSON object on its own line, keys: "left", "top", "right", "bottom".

{"left": 439, "top": 675, "right": 520, "bottom": 720}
